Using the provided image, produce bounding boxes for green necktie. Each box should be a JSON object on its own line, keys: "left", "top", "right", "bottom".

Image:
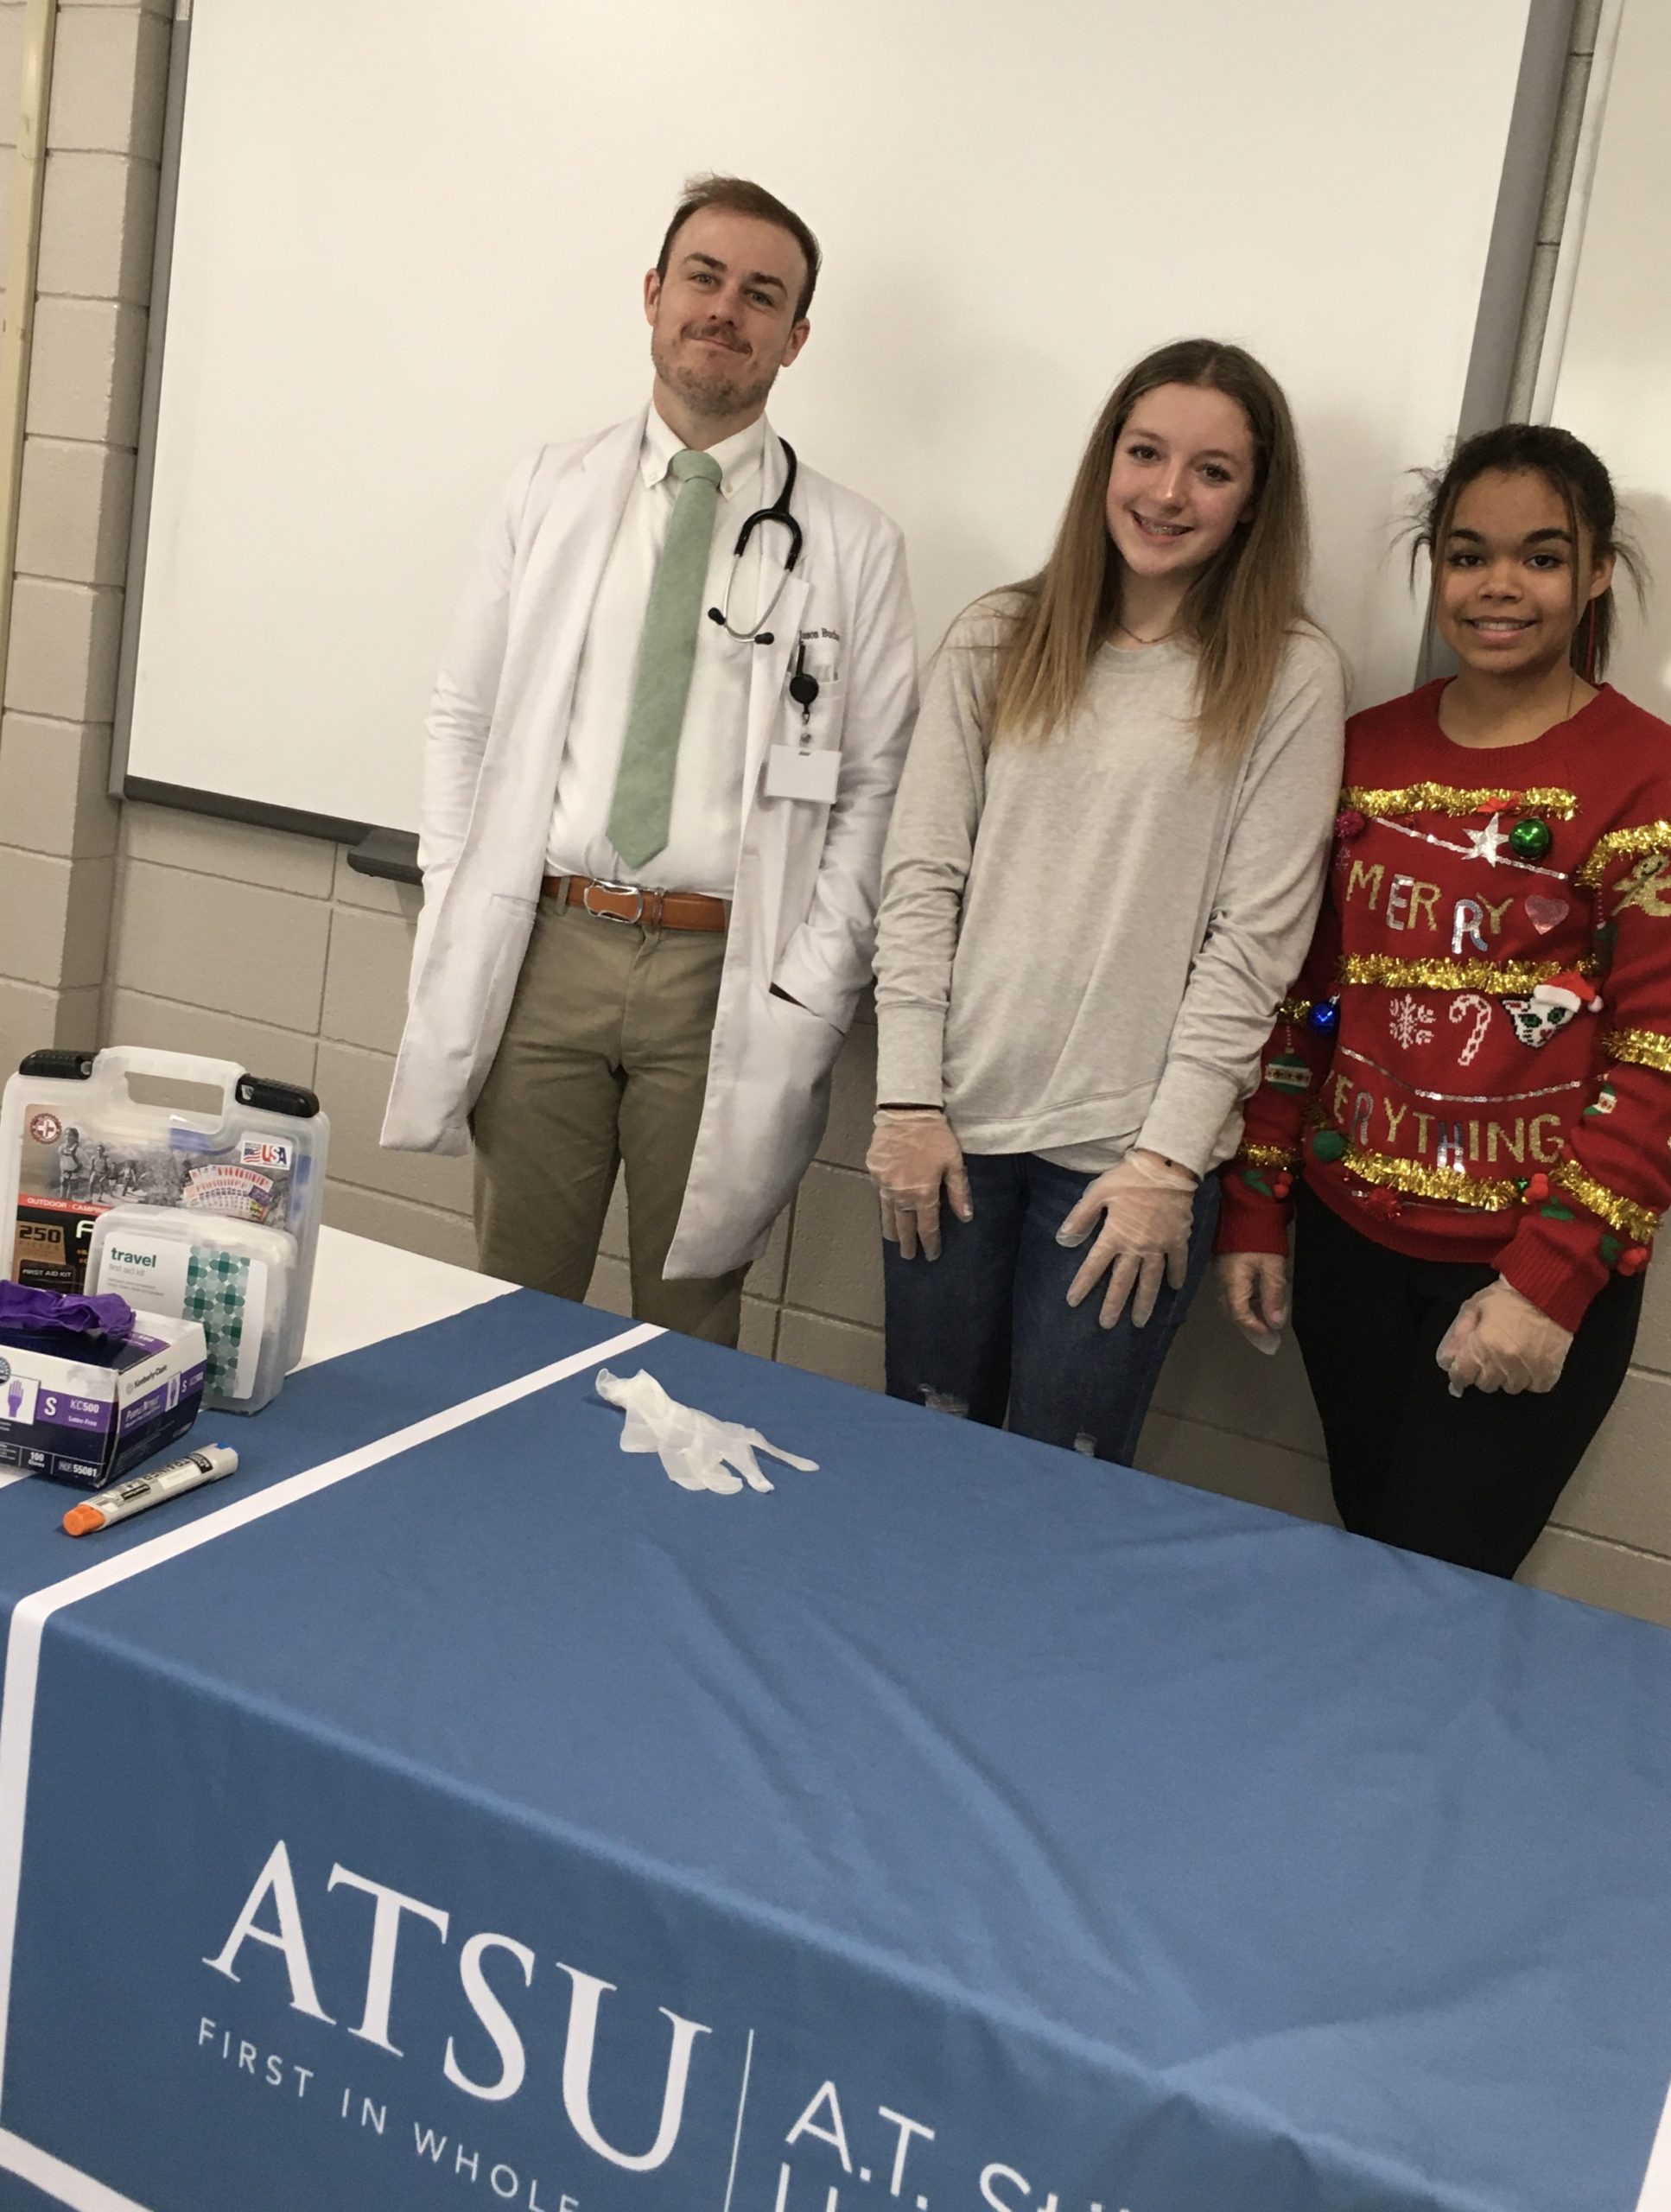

{"left": 607, "top": 447, "right": 724, "bottom": 869}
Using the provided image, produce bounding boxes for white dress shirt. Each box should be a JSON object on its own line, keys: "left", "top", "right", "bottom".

{"left": 544, "top": 403, "right": 770, "bottom": 894}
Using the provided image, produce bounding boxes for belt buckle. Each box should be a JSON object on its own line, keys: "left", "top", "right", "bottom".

{"left": 582, "top": 878, "right": 645, "bottom": 925}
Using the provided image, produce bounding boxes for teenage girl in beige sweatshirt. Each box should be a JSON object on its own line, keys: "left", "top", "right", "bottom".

{"left": 868, "top": 338, "right": 1344, "bottom": 1463}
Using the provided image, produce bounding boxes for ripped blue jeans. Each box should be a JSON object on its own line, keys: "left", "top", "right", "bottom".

{"left": 881, "top": 1151, "right": 1220, "bottom": 1466}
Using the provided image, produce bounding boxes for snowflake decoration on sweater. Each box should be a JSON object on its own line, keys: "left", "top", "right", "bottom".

{"left": 1388, "top": 993, "right": 1436, "bottom": 1049}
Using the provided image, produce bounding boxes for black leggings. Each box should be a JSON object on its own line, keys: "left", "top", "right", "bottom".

{"left": 1291, "top": 1183, "right": 1642, "bottom": 1579}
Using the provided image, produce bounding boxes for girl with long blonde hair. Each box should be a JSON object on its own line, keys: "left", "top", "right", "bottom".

{"left": 868, "top": 338, "right": 1344, "bottom": 1460}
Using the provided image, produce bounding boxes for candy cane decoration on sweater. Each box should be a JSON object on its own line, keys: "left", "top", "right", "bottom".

{"left": 1450, "top": 993, "right": 1493, "bottom": 1066}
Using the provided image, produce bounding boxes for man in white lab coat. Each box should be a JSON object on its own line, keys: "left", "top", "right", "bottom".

{"left": 382, "top": 175, "right": 917, "bottom": 1344}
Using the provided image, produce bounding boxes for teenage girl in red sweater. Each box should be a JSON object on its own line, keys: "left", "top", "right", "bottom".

{"left": 1216, "top": 423, "right": 1665, "bottom": 1578}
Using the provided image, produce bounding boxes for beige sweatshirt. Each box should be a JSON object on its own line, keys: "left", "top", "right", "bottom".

{"left": 873, "top": 601, "right": 1345, "bottom": 1176}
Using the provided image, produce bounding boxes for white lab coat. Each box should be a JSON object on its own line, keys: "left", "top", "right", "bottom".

{"left": 381, "top": 411, "right": 918, "bottom": 1279}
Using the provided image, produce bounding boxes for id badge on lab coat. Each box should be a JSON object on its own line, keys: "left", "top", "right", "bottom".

{"left": 766, "top": 743, "right": 841, "bottom": 803}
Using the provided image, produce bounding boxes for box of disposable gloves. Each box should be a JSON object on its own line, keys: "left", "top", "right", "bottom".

{"left": 0, "top": 1281, "right": 206, "bottom": 1489}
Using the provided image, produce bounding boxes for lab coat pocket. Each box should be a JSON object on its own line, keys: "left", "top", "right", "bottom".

{"left": 783, "top": 642, "right": 845, "bottom": 736}
{"left": 734, "top": 984, "right": 842, "bottom": 1223}
{"left": 768, "top": 979, "right": 843, "bottom": 1034}
{"left": 796, "top": 636, "right": 843, "bottom": 686}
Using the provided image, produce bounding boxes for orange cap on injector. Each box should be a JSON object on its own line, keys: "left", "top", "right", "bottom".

{"left": 62, "top": 1503, "right": 107, "bottom": 1537}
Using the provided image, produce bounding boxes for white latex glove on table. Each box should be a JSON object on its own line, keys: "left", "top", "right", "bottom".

{"left": 867, "top": 1108, "right": 973, "bottom": 1262}
{"left": 1057, "top": 1152, "right": 1198, "bottom": 1329}
{"left": 1435, "top": 1278, "right": 1573, "bottom": 1397}
{"left": 1215, "top": 1251, "right": 1290, "bottom": 1355}
{"left": 595, "top": 1369, "right": 818, "bottom": 1493}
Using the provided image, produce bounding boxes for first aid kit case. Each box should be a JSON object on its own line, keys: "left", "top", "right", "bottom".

{"left": 0, "top": 1046, "right": 328, "bottom": 1382}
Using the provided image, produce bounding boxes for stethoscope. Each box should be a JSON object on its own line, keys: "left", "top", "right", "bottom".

{"left": 705, "top": 440, "right": 821, "bottom": 718}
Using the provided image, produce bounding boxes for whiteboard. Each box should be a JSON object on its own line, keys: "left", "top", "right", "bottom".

{"left": 1551, "top": 0, "right": 1671, "bottom": 722}
{"left": 125, "top": 0, "right": 1532, "bottom": 834}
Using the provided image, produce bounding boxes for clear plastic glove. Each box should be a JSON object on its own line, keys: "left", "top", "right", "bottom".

{"left": 1057, "top": 1151, "right": 1198, "bottom": 1330}
{"left": 1215, "top": 1251, "right": 1289, "bottom": 1356}
{"left": 1435, "top": 1278, "right": 1573, "bottom": 1398}
{"left": 866, "top": 1109, "right": 974, "bottom": 1262}
{"left": 595, "top": 1369, "right": 818, "bottom": 1494}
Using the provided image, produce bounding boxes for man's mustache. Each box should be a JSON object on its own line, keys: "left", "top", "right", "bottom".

{"left": 683, "top": 322, "right": 746, "bottom": 353}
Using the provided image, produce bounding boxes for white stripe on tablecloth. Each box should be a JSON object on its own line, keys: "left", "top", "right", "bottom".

{"left": 1638, "top": 2088, "right": 1671, "bottom": 2209}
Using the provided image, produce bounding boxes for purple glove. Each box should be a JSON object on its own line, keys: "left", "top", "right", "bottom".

{"left": 0, "top": 1281, "right": 136, "bottom": 1343}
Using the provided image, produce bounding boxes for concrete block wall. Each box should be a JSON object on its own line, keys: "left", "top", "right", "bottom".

{"left": 8, "top": 0, "right": 1671, "bottom": 1633}
{"left": 0, "top": 0, "right": 166, "bottom": 1082}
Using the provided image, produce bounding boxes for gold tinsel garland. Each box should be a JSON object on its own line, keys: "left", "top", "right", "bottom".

{"left": 1237, "top": 1142, "right": 1301, "bottom": 1169}
{"left": 1573, "top": 821, "right": 1671, "bottom": 890}
{"left": 1308, "top": 1116, "right": 1660, "bottom": 1240}
{"left": 1602, "top": 1027, "right": 1671, "bottom": 1076}
{"left": 1339, "top": 783, "right": 1579, "bottom": 820}
{"left": 1551, "top": 1160, "right": 1661, "bottom": 1243}
{"left": 1338, "top": 952, "right": 1601, "bottom": 994}
{"left": 1275, "top": 998, "right": 1312, "bottom": 1021}
{"left": 1326, "top": 1144, "right": 1525, "bottom": 1210}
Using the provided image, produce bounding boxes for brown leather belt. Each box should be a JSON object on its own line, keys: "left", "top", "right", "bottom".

{"left": 543, "top": 874, "right": 728, "bottom": 932}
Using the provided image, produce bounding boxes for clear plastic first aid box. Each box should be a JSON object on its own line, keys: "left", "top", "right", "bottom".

{"left": 0, "top": 1047, "right": 328, "bottom": 1382}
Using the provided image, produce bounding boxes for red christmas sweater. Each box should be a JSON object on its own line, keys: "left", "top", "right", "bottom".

{"left": 1216, "top": 680, "right": 1671, "bottom": 1332}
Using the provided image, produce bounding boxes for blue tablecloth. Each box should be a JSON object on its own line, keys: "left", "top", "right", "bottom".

{"left": 3, "top": 1287, "right": 1671, "bottom": 2212}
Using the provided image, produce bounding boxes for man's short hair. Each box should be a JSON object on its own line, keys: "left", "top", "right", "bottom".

{"left": 656, "top": 175, "right": 821, "bottom": 322}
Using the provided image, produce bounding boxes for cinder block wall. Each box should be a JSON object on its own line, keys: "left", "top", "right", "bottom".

{"left": 0, "top": 0, "right": 165, "bottom": 1078}
{"left": 8, "top": 1, "right": 1671, "bottom": 1630}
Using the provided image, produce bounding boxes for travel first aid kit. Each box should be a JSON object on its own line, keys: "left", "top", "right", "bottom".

{"left": 2, "top": 1047, "right": 328, "bottom": 1414}
{"left": 88, "top": 1206, "right": 295, "bottom": 1414}
{"left": 0, "top": 1281, "right": 206, "bottom": 1490}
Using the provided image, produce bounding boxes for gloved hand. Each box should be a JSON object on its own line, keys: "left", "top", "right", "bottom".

{"left": 1058, "top": 1151, "right": 1198, "bottom": 1329}
{"left": 867, "top": 1108, "right": 974, "bottom": 1262}
{"left": 1215, "top": 1251, "right": 1289, "bottom": 1355}
{"left": 595, "top": 1369, "right": 818, "bottom": 1493}
{"left": 1436, "top": 1277, "right": 1573, "bottom": 1397}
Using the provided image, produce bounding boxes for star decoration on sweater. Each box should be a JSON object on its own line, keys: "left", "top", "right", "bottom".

{"left": 1461, "top": 811, "right": 1510, "bottom": 867}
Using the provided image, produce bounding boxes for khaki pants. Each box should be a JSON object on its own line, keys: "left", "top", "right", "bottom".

{"left": 472, "top": 894, "right": 747, "bottom": 1344}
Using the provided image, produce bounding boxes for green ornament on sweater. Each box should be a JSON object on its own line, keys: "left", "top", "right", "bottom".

{"left": 1264, "top": 1052, "right": 1312, "bottom": 1095}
